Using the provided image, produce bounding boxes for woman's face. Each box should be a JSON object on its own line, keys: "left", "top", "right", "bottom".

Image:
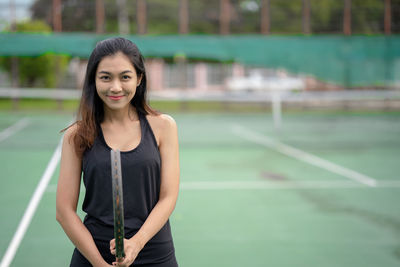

{"left": 95, "top": 52, "right": 141, "bottom": 111}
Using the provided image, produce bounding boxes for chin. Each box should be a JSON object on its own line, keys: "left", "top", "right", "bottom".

{"left": 105, "top": 102, "right": 130, "bottom": 110}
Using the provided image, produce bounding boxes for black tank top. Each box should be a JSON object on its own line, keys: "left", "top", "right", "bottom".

{"left": 81, "top": 112, "right": 176, "bottom": 265}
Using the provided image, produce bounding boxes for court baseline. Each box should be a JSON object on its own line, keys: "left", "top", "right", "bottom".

{"left": 231, "top": 124, "right": 377, "bottom": 187}
{"left": 0, "top": 118, "right": 29, "bottom": 143}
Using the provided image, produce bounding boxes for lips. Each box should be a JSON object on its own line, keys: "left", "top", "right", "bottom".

{"left": 108, "top": 95, "right": 124, "bottom": 101}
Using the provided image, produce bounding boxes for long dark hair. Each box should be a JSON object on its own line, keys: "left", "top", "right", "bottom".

{"left": 68, "top": 37, "right": 158, "bottom": 157}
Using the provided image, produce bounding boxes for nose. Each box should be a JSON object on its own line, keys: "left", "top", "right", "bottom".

{"left": 110, "top": 80, "right": 122, "bottom": 93}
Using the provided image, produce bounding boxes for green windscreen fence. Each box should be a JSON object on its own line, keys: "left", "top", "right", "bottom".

{"left": 1, "top": 32, "right": 399, "bottom": 87}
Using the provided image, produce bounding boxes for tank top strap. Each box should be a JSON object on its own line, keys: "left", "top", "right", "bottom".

{"left": 138, "top": 112, "right": 159, "bottom": 149}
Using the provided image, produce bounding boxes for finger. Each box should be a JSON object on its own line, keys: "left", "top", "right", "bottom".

{"left": 110, "top": 239, "right": 115, "bottom": 253}
{"left": 120, "top": 256, "right": 134, "bottom": 266}
{"left": 112, "top": 257, "right": 125, "bottom": 267}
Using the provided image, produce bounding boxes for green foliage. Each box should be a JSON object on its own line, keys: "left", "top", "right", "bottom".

{"left": 270, "top": 0, "right": 303, "bottom": 33}
{"left": 311, "top": 0, "right": 344, "bottom": 33}
{"left": 0, "top": 20, "right": 69, "bottom": 88}
{"left": 189, "top": 1, "right": 220, "bottom": 34}
{"left": 17, "top": 54, "right": 69, "bottom": 88}
{"left": 26, "top": 0, "right": 400, "bottom": 35}
{"left": 352, "top": 0, "right": 384, "bottom": 34}
{"left": 14, "top": 19, "right": 51, "bottom": 32}
{"left": 147, "top": 0, "right": 179, "bottom": 34}
{"left": 31, "top": 0, "right": 96, "bottom": 32}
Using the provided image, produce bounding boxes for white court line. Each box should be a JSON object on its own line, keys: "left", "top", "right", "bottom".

{"left": 0, "top": 137, "right": 63, "bottom": 267}
{"left": 231, "top": 124, "right": 377, "bottom": 187}
{"left": 181, "top": 180, "right": 400, "bottom": 190}
{"left": 45, "top": 179, "right": 400, "bottom": 193}
{"left": 0, "top": 118, "right": 30, "bottom": 143}
{"left": 179, "top": 180, "right": 400, "bottom": 190}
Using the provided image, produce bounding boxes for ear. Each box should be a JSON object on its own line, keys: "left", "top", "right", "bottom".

{"left": 137, "top": 74, "right": 143, "bottom": 87}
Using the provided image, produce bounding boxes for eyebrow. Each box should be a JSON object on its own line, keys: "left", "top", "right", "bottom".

{"left": 98, "top": 70, "right": 134, "bottom": 75}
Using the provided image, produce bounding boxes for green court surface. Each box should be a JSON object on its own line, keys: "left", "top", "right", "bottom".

{"left": 1, "top": 110, "right": 400, "bottom": 266}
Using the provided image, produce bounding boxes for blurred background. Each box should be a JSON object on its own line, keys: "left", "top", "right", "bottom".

{"left": 0, "top": 1, "right": 400, "bottom": 267}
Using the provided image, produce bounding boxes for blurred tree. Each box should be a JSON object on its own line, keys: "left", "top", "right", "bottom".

{"left": 31, "top": 0, "right": 178, "bottom": 34}
{"left": 270, "top": 0, "right": 303, "bottom": 33}
{"left": 352, "top": 0, "right": 384, "bottom": 34}
{"left": 29, "top": 0, "right": 398, "bottom": 34}
{"left": 147, "top": 0, "right": 179, "bottom": 34}
{"left": 0, "top": 20, "right": 69, "bottom": 88}
{"left": 31, "top": 0, "right": 97, "bottom": 32}
{"left": 310, "top": 0, "right": 387, "bottom": 34}
{"left": 310, "top": 0, "right": 343, "bottom": 34}
{"left": 189, "top": 0, "right": 220, "bottom": 34}
{"left": 393, "top": 0, "right": 400, "bottom": 32}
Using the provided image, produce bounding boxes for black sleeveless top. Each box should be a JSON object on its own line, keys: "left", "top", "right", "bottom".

{"left": 81, "top": 112, "right": 176, "bottom": 265}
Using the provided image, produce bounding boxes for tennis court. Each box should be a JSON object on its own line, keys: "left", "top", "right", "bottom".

{"left": 1, "top": 109, "right": 400, "bottom": 266}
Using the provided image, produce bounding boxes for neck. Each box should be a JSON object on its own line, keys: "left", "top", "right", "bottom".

{"left": 103, "top": 105, "right": 138, "bottom": 124}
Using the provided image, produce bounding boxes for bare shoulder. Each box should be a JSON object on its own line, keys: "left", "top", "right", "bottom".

{"left": 146, "top": 114, "right": 178, "bottom": 145}
{"left": 63, "top": 123, "right": 79, "bottom": 145}
{"left": 146, "top": 113, "right": 177, "bottom": 131}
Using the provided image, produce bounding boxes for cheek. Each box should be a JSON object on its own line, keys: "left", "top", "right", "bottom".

{"left": 126, "top": 81, "right": 138, "bottom": 93}
{"left": 95, "top": 81, "right": 106, "bottom": 94}
{"left": 95, "top": 80, "right": 100, "bottom": 92}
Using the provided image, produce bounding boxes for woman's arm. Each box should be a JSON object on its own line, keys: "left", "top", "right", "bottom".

{"left": 111, "top": 114, "right": 180, "bottom": 266}
{"left": 56, "top": 126, "right": 111, "bottom": 267}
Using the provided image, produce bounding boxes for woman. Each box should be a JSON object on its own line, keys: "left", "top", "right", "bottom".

{"left": 56, "top": 37, "right": 179, "bottom": 267}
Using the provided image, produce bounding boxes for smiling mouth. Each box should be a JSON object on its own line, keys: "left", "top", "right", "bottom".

{"left": 108, "top": 95, "right": 124, "bottom": 101}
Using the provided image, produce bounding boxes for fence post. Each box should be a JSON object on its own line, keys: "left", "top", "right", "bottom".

{"left": 52, "top": 0, "right": 62, "bottom": 32}
{"left": 343, "top": 0, "right": 351, "bottom": 35}
{"left": 384, "top": 0, "right": 391, "bottom": 35}
{"left": 220, "top": 0, "right": 230, "bottom": 35}
{"left": 260, "top": 0, "right": 270, "bottom": 34}
{"left": 302, "top": 0, "right": 311, "bottom": 34}
{"left": 137, "top": 0, "right": 147, "bottom": 34}
{"left": 96, "top": 0, "right": 105, "bottom": 34}
{"left": 179, "top": 0, "right": 189, "bottom": 34}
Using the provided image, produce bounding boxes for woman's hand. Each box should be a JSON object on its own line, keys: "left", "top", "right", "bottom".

{"left": 110, "top": 237, "right": 144, "bottom": 266}
{"left": 93, "top": 263, "right": 113, "bottom": 267}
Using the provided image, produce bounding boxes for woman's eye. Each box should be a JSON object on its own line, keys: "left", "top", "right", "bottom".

{"left": 100, "top": 76, "right": 110, "bottom": 81}
{"left": 122, "top": 75, "right": 131, "bottom": 80}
